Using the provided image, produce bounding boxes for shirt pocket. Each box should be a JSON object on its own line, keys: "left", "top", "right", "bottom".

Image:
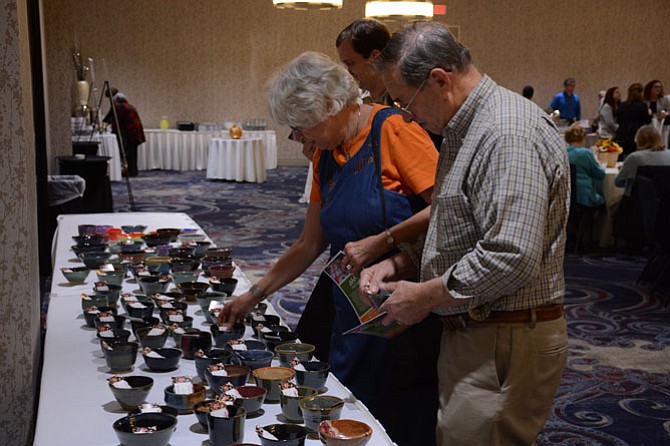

{"left": 434, "top": 193, "right": 479, "bottom": 254}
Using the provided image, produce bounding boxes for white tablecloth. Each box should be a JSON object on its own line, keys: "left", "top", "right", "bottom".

{"left": 207, "top": 137, "right": 266, "bottom": 183}
{"left": 72, "top": 133, "right": 123, "bottom": 181}
{"left": 596, "top": 167, "right": 626, "bottom": 247}
{"left": 35, "top": 213, "right": 394, "bottom": 446}
{"left": 139, "top": 129, "right": 278, "bottom": 171}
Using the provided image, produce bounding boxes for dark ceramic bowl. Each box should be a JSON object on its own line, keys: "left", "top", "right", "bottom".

{"left": 71, "top": 243, "right": 107, "bottom": 256}
{"left": 83, "top": 306, "right": 117, "bottom": 328}
{"left": 112, "top": 412, "right": 177, "bottom": 446}
{"left": 95, "top": 268, "right": 125, "bottom": 286}
{"left": 156, "top": 228, "right": 181, "bottom": 242}
{"left": 224, "top": 339, "right": 267, "bottom": 354}
{"left": 194, "top": 348, "right": 233, "bottom": 380}
{"left": 208, "top": 264, "right": 236, "bottom": 280}
{"left": 142, "top": 347, "right": 182, "bottom": 371}
{"left": 275, "top": 343, "right": 315, "bottom": 367}
{"left": 61, "top": 266, "right": 91, "bottom": 283}
{"left": 257, "top": 423, "right": 308, "bottom": 446}
{"left": 235, "top": 349, "right": 274, "bottom": 371}
{"left": 318, "top": 419, "right": 373, "bottom": 446}
{"left": 97, "top": 328, "right": 131, "bottom": 354}
{"left": 135, "top": 325, "right": 170, "bottom": 349}
{"left": 118, "top": 250, "right": 150, "bottom": 264}
{"left": 78, "top": 251, "right": 112, "bottom": 269}
{"left": 104, "top": 341, "right": 139, "bottom": 373}
{"left": 293, "top": 361, "right": 330, "bottom": 392}
{"left": 138, "top": 276, "right": 170, "bottom": 295}
{"left": 144, "top": 256, "right": 172, "bottom": 275}
{"left": 211, "top": 323, "right": 245, "bottom": 347}
{"left": 142, "top": 232, "right": 173, "bottom": 247}
{"left": 108, "top": 375, "right": 154, "bottom": 411}
{"left": 204, "top": 246, "right": 233, "bottom": 258}
{"left": 171, "top": 327, "right": 199, "bottom": 349}
{"left": 92, "top": 283, "right": 123, "bottom": 307}
{"left": 176, "top": 281, "right": 210, "bottom": 302}
{"left": 207, "top": 404, "right": 246, "bottom": 446}
{"left": 121, "top": 225, "right": 147, "bottom": 234}
{"left": 252, "top": 366, "right": 296, "bottom": 404}
{"left": 125, "top": 300, "right": 155, "bottom": 319}
{"left": 164, "top": 315, "right": 194, "bottom": 331}
{"left": 280, "top": 386, "right": 319, "bottom": 424}
{"left": 299, "top": 395, "right": 344, "bottom": 435}
{"left": 72, "top": 234, "right": 105, "bottom": 246}
{"left": 157, "top": 300, "right": 188, "bottom": 319}
{"left": 170, "top": 270, "right": 200, "bottom": 284}
{"left": 116, "top": 241, "right": 146, "bottom": 253}
{"left": 163, "top": 382, "right": 205, "bottom": 414}
{"left": 197, "top": 292, "right": 229, "bottom": 320}
{"left": 169, "top": 258, "right": 199, "bottom": 273}
{"left": 248, "top": 314, "right": 281, "bottom": 337}
{"left": 81, "top": 293, "right": 110, "bottom": 311}
{"left": 262, "top": 330, "right": 299, "bottom": 352}
{"left": 205, "top": 364, "right": 250, "bottom": 394}
{"left": 130, "top": 403, "right": 178, "bottom": 419}
{"left": 234, "top": 385, "right": 267, "bottom": 416}
{"left": 129, "top": 316, "right": 161, "bottom": 337}
{"left": 193, "top": 399, "right": 216, "bottom": 429}
{"left": 168, "top": 246, "right": 196, "bottom": 259}
{"left": 209, "top": 277, "right": 238, "bottom": 295}
{"left": 180, "top": 329, "right": 213, "bottom": 359}
{"left": 94, "top": 314, "right": 126, "bottom": 330}
{"left": 121, "top": 294, "right": 153, "bottom": 314}
{"left": 189, "top": 240, "right": 212, "bottom": 259}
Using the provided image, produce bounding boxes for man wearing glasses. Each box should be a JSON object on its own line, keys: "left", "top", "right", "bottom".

{"left": 361, "top": 21, "right": 569, "bottom": 445}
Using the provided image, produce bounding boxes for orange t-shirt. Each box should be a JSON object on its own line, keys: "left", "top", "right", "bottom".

{"left": 310, "top": 104, "right": 438, "bottom": 203}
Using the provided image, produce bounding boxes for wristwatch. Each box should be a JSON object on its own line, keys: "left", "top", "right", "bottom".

{"left": 249, "top": 284, "right": 265, "bottom": 301}
{"left": 384, "top": 228, "right": 395, "bottom": 246}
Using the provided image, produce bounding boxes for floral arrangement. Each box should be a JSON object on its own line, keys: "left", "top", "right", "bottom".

{"left": 596, "top": 138, "right": 623, "bottom": 154}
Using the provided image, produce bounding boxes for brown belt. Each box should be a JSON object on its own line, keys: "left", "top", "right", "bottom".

{"left": 440, "top": 304, "right": 564, "bottom": 331}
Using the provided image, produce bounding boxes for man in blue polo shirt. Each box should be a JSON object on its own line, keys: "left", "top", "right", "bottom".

{"left": 550, "top": 77, "right": 581, "bottom": 123}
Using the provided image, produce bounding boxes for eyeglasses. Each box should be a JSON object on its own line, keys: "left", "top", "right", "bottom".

{"left": 393, "top": 77, "right": 427, "bottom": 122}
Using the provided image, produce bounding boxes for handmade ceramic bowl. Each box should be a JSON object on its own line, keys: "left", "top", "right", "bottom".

{"left": 113, "top": 412, "right": 177, "bottom": 446}
{"left": 189, "top": 240, "right": 212, "bottom": 259}
{"left": 95, "top": 267, "right": 125, "bottom": 286}
{"left": 72, "top": 234, "right": 106, "bottom": 246}
{"left": 94, "top": 314, "right": 126, "bottom": 330}
{"left": 61, "top": 266, "right": 91, "bottom": 283}
{"left": 144, "top": 256, "right": 172, "bottom": 274}
{"left": 207, "top": 404, "right": 246, "bottom": 446}
{"left": 108, "top": 375, "right": 154, "bottom": 411}
{"left": 163, "top": 382, "right": 206, "bottom": 414}
{"left": 234, "top": 385, "right": 268, "bottom": 417}
{"left": 142, "top": 347, "right": 182, "bottom": 371}
{"left": 318, "top": 419, "right": 373, "bottom": 446}
{"left": 71, "top": 243, "right": 107, "bottom": 256}
{"left": 194, "top": 348, "right": 233, "bottom": 381}
{"left": 197, "top": 291, "right": 229, "bottom": 317}
{"left": 211, "top": 322, "right": 245, "bottom": 347}
{"left": 129, "top": 316, "right": 161, "bottom": 338}
{"left": 293, "top": 361, "right": 330, "bottom": 392}
{"left": 180, "top": 329, "right": 213, "bottom": 359}
{"left": 83, "top": 306, "right": 116, "bottom": 328}
{"left": 116, "top": 241, "right": 146, "bottom": 253}
{"left": 138, "top": 276, "right": 170, "bottom": 295}
{"left": 280, "top": 386, "right": 319, "bottom": 423}
{"left": 208, "top": 264, "right": 236, "bottom": 280}
{"left": 135, "top": 325, "right": 170, "bottom": 350}
{"left": 156, "top": 228, "right": 181, "bottom": 242}
{"left": 170, "top": 270, "right": 200, "bottom": 284}
{"left": 78, "top": 251, "right": 111, "bottom": 269}
{"left": 206, "top": 364, "right": 250, "bottom": 394}
{"left": 81, "top": 293, "right": 110, "bottom": 311}
{"left": 209, "top": 277, "right": 239, "bottom": 295}
{"left": 121, "top": 294, "right": 153, "bottom": 314}
{"left": 299, "top": 395, "right": 344, "bottom": 435}
{"left": 262, "top": 330, "right": 299, "bottom": 352}
{"left": 257, "top": 424, "right": 308, "bottom": 446}
{"left": 118, "top": 250, "right": 150, "bottom": 264}
{"left": 92, "top": 283, "right": 123, "bottom": 307}
{"left": 142, "top": 232, "right": 173, "bottom": 247}
{"left": 157, "top": 300, "right": 189, "bottom": 320}
{"left": 224, "top": 339, "right": 267, "bottom": 354}
{"left": 248, "top": 314, "right": 281, "bottom": 337}
{"left": 97, "top": 328, "right": 131, "bottom": 354}
{"left": 275, "top": 343, "right": 315, "bottom": 367}
{"left": 104, "top": 341, "right": 139, "bottom": 373}
{"left": 193, "top": 399, "right": 216, "bottom": 429}
{"left": 235, "top": 349, "right": 274, "bottom": 371}
{"left": 252, "top": 366, "right": 296, "bottom": 404}
{"left": 177, "top": 281, "right": 209, "bottom": 302}
{"left": 177, "top": 232, "right": 206, "bottom": 244}
{"left": 168, "top": 246, "right": 196, "bottom": 259}
{"left": 77, "top": 224, "right": 98, "bottom": 236}
{"left": 169, "top": 258, "right": 199, "bottom": 273}
{"left": 125, "top": 300, "right": 155, "bottom": 320}
{"left": 121, "top": 225, "right": 147, "bottom": 234}
{"left": 130, "top": 403, "right": 178, "bottom": 419}
{"left": 204, "top": 246, "right": 233, "bottom": 258}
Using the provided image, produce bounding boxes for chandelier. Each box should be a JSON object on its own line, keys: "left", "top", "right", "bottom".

{"left": 365, "top": 1, "right": 434, "bottom": 19}
{"left": 272, "top": 0, "right": 343, "bottom": 9}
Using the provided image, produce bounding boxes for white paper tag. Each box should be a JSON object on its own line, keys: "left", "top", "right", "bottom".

{"left": 147, "top": 328, "right": 165, "bottom": 336}
{"left": 112, "top": 380, "right": 132, "bottom": 389}
{"left": 173, "top": 382, "right": 194, "bottom": 394}
{"left": 145, "top": 350, "right": 165, "bottom": 358}
{"left": 231, "top": 344, "right": 247, "bottom": 351}
{"left": 168, "top": 314, "right": 184, "bottom": 322}
{"left": 99, "top": 330, "right": 114, "bottom": 338}
{"left": 211, "top": 369, "right": 229, "bottom": 377}
{"left": 128, "top": 302, "right": 147, "bottom": 309}
{"left": 210, "top": 407, "right": 230, "bottom": 418}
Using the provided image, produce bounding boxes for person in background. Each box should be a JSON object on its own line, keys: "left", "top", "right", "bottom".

{"left": 615, "top": 125, "right": 670, "bottom": 195}
{"left": 220, "top": 52, "right": 441, "bottom": 446}
{"left": 103, "top": 88, "right": 145, "bottom": 177}
{"left": 550, "top": 77, "right": 581, "bottom": 123}
{"left": 616, "top": 83, "right": 652, "bottom": 158}
{"left": 643, "top": 79, "right": 670, "bottom": 148}
{"left": 598, "top": 86, "right": 621, "bottom": 138}
{"left": 565, "top": 125, "right": 605, "bottom": 207}
{"left": 364, "top": 21, "right": 569, "bottom": 445}
{"left": 522, "top": 85, "right": 534, "bottom": 100}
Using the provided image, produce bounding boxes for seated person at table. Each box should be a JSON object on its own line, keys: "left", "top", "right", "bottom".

{"left": 565, "top": 125, "right": 605, "bottom": 207}
{"left": 219, "top": 52, "right": 440, "bottom": 446}
{"left": 615, "top": 125, "right": 670, "bottom": 195}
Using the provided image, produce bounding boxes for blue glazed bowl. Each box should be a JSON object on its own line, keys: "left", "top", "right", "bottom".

{"left": 108, "top": 375, "right": 154, "bottom": 411}
{"left": 235, "top": 349, "right": 274, "bottom": 371}
{"left": 210, "top": 322, "right": 245, "bottom": 347}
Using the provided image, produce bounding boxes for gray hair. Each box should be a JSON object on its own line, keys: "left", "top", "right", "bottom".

{"left": 375, "top": 21, "right": 471, "bottom": 87}
{"left": 267, "top": 51, "right": 360, "bottom": 129}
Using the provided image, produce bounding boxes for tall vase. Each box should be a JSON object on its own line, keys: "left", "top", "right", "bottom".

{"left": 76, "top": 80, "right": 90, "bottom": 107}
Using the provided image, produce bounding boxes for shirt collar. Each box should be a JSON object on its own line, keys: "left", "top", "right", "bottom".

{"left": 443, "top": 74, "right": 496, "bottom": 140}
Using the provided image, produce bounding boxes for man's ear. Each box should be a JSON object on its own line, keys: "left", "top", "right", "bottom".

{"left": 430, "top": 68, "right": 452, "bottom": 89}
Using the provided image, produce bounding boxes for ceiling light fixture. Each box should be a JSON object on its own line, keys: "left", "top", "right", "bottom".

{"left": 273, "top": 0, "right": 343, "bottom": 10}
{"left": 365, "top": 1, "right": 434, "bottom": 20}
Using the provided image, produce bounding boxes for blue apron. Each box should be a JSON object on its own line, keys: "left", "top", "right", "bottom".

{"left": 318, "top": 108, "right": 439, "bottom": 446}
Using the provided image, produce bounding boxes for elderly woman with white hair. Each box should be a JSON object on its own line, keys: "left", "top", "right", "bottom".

{"left": 219, "top": 51, "right": 440, "bottom": 445}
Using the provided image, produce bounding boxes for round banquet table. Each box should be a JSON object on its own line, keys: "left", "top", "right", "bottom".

{"left": 206, "top": 137, "right": 266, "bottom": 183}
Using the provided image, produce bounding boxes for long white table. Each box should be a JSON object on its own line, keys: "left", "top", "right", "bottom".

{"left": 35, "top": 212, "right": 394, "bottom": 446}
{"left": 139, "top": 129, "right": 277, "bottom": 171}
{"left": 207, "top": 137, "right": 266, "bottom": 183}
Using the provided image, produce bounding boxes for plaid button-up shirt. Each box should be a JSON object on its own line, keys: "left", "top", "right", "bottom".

{"left": 409, "top": 75, "right": 569, "bottom": 319}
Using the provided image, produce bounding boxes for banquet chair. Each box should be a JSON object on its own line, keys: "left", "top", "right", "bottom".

{"left": 635, "top": 173, "right": 670, "bottom": 305}
{"left": 567, "top": 164, "right": 598, "bottom": 254}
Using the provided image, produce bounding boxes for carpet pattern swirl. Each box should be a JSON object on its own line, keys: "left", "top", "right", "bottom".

{"left": 112, "top": 168, "right": 670, "bottom": 445}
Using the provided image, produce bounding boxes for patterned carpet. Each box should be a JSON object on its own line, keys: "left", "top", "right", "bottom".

{"left": 112, "top": 168, "right": 670, "bottom": 445}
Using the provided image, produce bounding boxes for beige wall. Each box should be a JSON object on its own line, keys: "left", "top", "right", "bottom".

{"left": 43, "top": 0, "right": 670, "bottom": 170}
{"left": 0, "top": 0, "right": 41, "bottom": 445}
